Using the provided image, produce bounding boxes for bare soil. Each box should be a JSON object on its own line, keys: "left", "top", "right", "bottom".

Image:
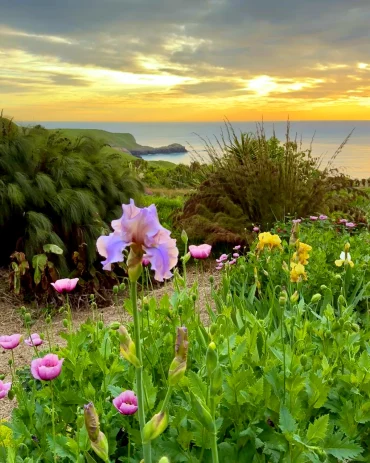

{"left": 0, "top": 265, "right": 218, "bottom": 419}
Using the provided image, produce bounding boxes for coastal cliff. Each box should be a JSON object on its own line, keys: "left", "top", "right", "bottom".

{"left": 129, "top": 143, "right": 187, "bottom": 156}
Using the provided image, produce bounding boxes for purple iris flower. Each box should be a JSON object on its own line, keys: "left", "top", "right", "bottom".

{"left": 97, "top": 199, "right": 178, "bottom": 281}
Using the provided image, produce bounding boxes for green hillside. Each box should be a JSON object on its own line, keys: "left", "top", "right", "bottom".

{"left": 54, "top": 128, "right": 144, "bottom": 150}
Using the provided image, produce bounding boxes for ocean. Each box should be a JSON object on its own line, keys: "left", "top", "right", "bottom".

{"left": 31, "top": 121, "right": 370, "bottom": 178}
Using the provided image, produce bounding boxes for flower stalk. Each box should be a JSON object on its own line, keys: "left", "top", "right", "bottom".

{"left": 131, "top": 277, "right": 152, "bottom": 463}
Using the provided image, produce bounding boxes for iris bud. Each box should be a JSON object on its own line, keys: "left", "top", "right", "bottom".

{"left": 206, "top": 342, "right": 218, "bottom": 377}
{"left": 311, "top": 294, "right": 322, "bottom": 303}
{"left": 181, "top": 230, "right": 188, "bottom": 244}
{"left": 143, "top": 411, "right": 169, "bottom": 443}
{"left": 290, "top": 291, "right": 299, "bottom": 303}
{"left": 168, "top": 327, "right": 188, "bottom": 386}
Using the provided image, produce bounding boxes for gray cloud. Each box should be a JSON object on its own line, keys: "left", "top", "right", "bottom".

{"left": 0, "top": 0, "right": 370, "bottom": 98}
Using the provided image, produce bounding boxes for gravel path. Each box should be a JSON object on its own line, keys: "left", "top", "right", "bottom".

{"left": 0, "top": 265, "right": 218, "bottom": 419}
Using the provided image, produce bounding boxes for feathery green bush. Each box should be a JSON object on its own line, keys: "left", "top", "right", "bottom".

{"left": 0, "top": 116, "right": 144, "bottom": 289}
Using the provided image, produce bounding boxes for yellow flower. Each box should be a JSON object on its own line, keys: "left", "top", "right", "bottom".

{"left": 335, "top": 251, "right": 354, "bottom": 268}
{"left": 293, "top": 241, "right": 312, "bottom": 265}
{"left": 290, "top": 262, "right": 307, "bottom": 283}
{"left": 257, "top": 232, "right": 282, "bottom": 251}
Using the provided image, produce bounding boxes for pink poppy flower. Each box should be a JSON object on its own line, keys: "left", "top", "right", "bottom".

{"left": 97, "top": 199, "right": 178, "bottom": 281}
{"left": 0, "top": 381, "right": 12, "bottom": 399}
{"left": 310, "top": 216, "right": 318, "bottom": 221}
{"left": 0, "top": 334, "right": 21, "bottom": 350}
{"left": 292, "top": 219, "right": 301, "bottom": 224}
{"left": 215, "top": 265, "right": 223, "bottom": 270}
{"left": 253, "top": 227, "right": 260, "bottom": 232}
{"left": 189, "top": 244, "right": 212, "bottom": 259}
{"left": 233, "top": 245, "right": 241, "bottom": 250}
{"left": 31, "top": 353, "right": 64, "bottom": 381}
{"left": 113, "top": 390, "right": 138, "bottom": 415}
{"left": 319, "top": 215, "right": 328, "bottom": 220}
{"left": 229, "top": 259, "right": 237, "bottom": 265}
{"left": 24, "top": 334, "right": 43, "bottom": 347}
{"left": 217, "top": 254, "right": 228, "bottom": 262}
{"left": 346, "top": 222, "right": 356, "bottom": 228}
{"left": 339, "top": 218, "right": 347, "bottom": 224}
{"left": 51, "top": 278, "right": 79, "bottom": 293}
{"left": 233, "top": 253, "right": 239, "bottom": 258}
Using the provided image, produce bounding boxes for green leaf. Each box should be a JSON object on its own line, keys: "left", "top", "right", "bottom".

{"left": 306, "top": 415, "right": 329, "bottom": 444}
{"left": 143, "top": 370, "right": 158, "bottom": 411}
{"left": 306, "top": 373, "right": 330, "bottom": 409}
{"left": 187, "top": 370, "right": 207, "bottom": 403}
{"left": 324, "top": 432, "right": 362, "bottom": 460}
{"left": 279, "top": 406, "right": 297, "bottom": 434}
{"left": 46, "top": 434, "right": 77, "bottom": 461}
{"left": 32, "top": 253, "right": 48, "bottom": 285}
{"left": 43, "top": 243, "right": 63, "bottom": 254}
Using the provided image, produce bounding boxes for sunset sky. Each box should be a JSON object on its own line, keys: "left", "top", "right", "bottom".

{"left": 1, "top": 0, "right": 369, "bottom": 122}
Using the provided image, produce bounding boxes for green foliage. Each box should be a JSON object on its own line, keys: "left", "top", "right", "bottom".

{"left": 0, "top": 117, "right": 144, "bottom": 292}
{"left": 177, "top": 122, "right": 368, "bottom": 246}
{"left": 6, "top": 225, "right": 370, "bottom": 461}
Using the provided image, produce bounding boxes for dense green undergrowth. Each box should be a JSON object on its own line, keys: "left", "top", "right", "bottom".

{"left": 2, "top": 220, "right": 370, "bottom": 462}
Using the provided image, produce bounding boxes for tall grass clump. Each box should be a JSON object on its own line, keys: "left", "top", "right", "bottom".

{"left": 178, "top": 122, "right": 361, "bottom": 246}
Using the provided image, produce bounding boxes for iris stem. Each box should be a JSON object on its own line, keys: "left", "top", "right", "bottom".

{"left": 160, "top": 386, "right": 173, "bottom": 414}
{"left": 131, "top": 280, "right": 152, "bottom": 463}
{"left": 209, "top": 376, "right": 219, "bottom": 463}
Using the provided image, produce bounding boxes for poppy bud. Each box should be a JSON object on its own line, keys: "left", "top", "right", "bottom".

{"left": 98, "top": 321, "right": 104, "bottom": 329}
{"left": 46, "top": 316, "right": 52, "bottom": 324}
{"left": 119, "top": 282, "right": 126, "bottom": 291}
{"left": 118, "top": 326, "right": 141, "bottom": 368}
{"left": 168, "top": 327, "right": 188, "bottom": 386}
{"left": 209, "top": 275, "right": 214, "bottom": 284}
{"left": 113, "top": 285, "right": 119, "bottom": 295}
{"left": 89, "top": 294, "right": 95, "bottom": 300}
{"left": 63, "top": 319, "right": 69, "bottom": 328}
{"left": 143, "top": 411, "right": 169, "bottom": 443}
{"left": 110, "top": 322, "right": 120, "bottom": 330}
{"left": 25, "top": 312, "right": 32, "bottom": 323}
{"left": 0, "top": 374, "right": 4, "bottom": 380}
{"left": 206, "top": 342, "right": 218, "bottom": 377}
{"left": 159, "top": 458, "right": 170, "bottom": 463}
{"left": 192, "top": 294, "right": 197, "bottom": 302}
{"left": 8, "top": 389, "right": 15, "bottom": 400}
